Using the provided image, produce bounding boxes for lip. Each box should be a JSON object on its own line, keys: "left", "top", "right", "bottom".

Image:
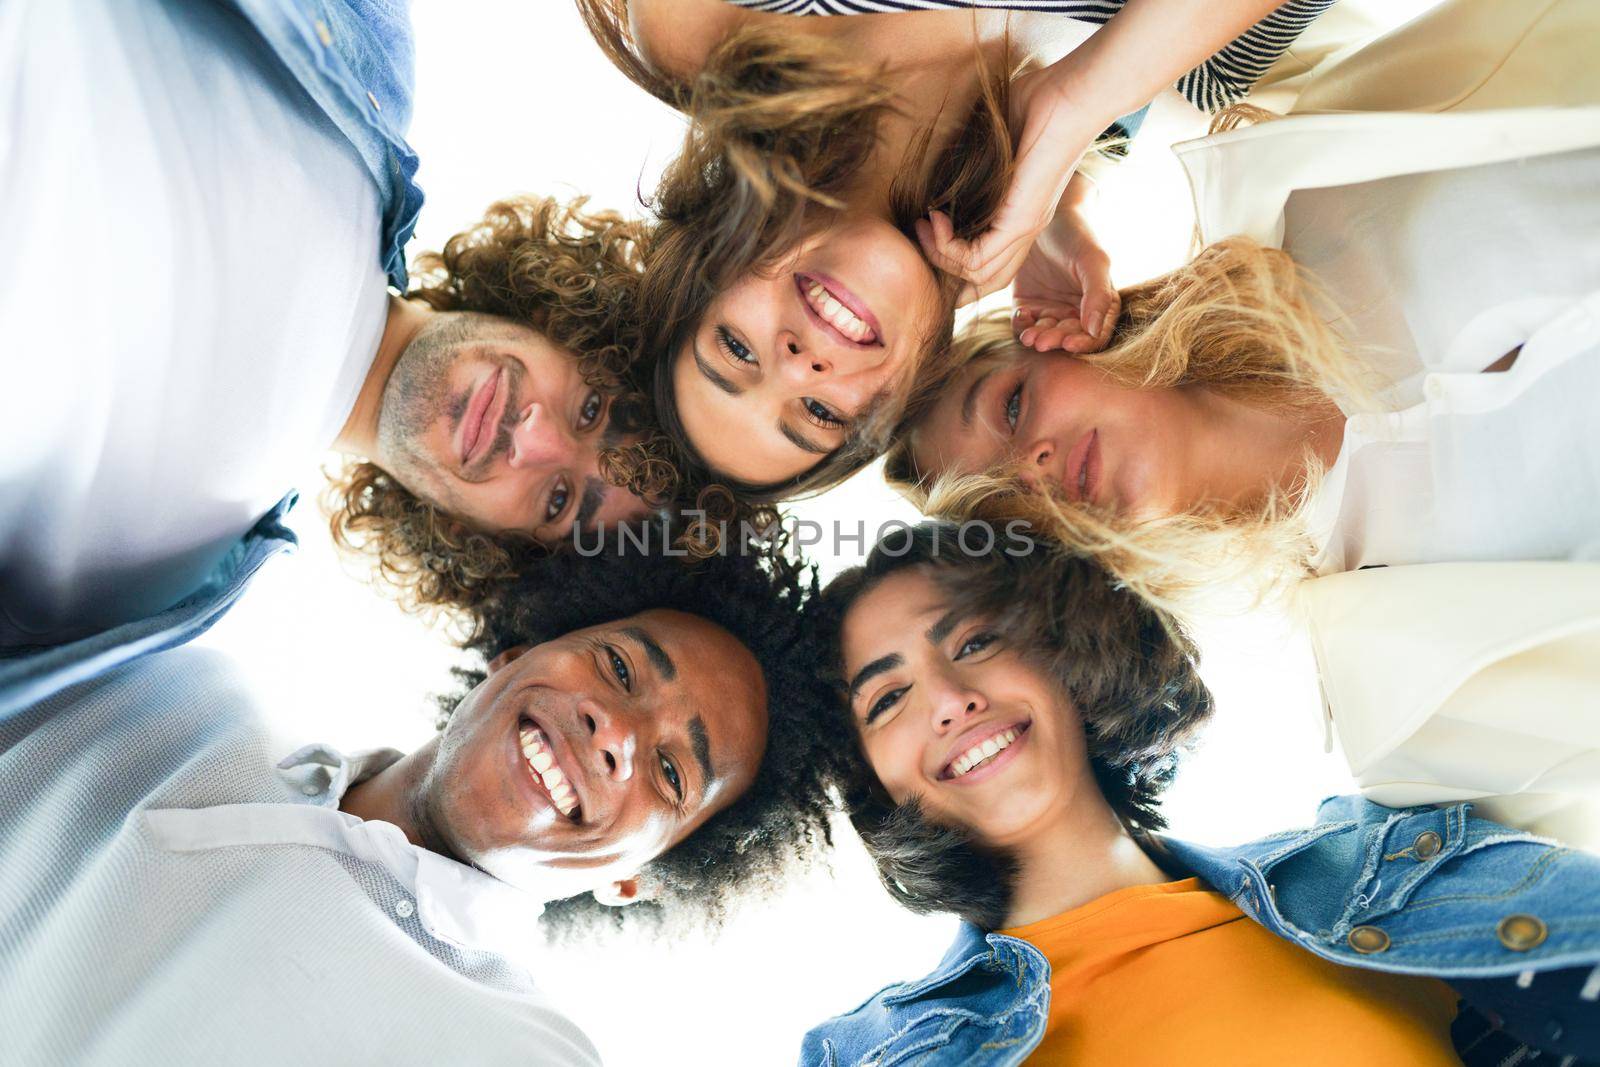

{"left": 458, "top": 367, "right": 506, "bottom": 467}
{"left": 795, "top": 273, "right": 883, "bottom": 350}
{"left": 937, "top": 719, "right": 1032, "bottom": 786}
{"left": 1063, "top": 428, "right": 1100, "bottom": 504}
{"left": 513, "top": 709, "right": 589, "bottom": 823}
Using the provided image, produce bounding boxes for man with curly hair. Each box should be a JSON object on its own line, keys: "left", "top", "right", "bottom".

{"left": 0, "top": 540, "right": 842, "bottom": 1063}
{"left": 0, "top": 0, "right": 658, "bottom": 650}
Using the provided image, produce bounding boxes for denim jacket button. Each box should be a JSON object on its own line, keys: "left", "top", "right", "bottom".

{"left": 1348, "top": 926, "right": 1391, "bottom": 954}
{"left": 1496, "top": 915, "right": 1548, "bottom": 952}
{"left": 1412, "top": 831, "right": 1442, "bottom": 859}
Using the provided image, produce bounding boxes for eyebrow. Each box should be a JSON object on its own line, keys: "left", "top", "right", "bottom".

{"left": 960, "top": 368, "right": 998, "bottom": 428}
{"left": 622, "top": 625, "right": 677, "bottom": 681}
{"left": 692, "top": 341, "right": 743, "bottom": 397}
{"left": 848, "top": 652, "right": 904, "bottom": 703}
{"left": 779, "top": 420, "right": 834, "bottom": 457}
{"left": 925, "top": 610, "right": 964, "bottom": 646}
{"left": 688, "top": 715, "right": 714, "bottom": 787}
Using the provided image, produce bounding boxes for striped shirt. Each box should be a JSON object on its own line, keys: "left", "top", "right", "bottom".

{"left": 722, "top": 0, "right": 1336, "bottom": 111}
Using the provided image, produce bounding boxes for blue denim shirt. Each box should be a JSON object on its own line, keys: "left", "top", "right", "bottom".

{"left": 801, "top": 797, "right": 1600, "bottom": 1066}
{"left": 0, "top": 495, "right": 297, "bottom": 723}
{"left": 229, "top": 0, "right": 422, "bottom": 288}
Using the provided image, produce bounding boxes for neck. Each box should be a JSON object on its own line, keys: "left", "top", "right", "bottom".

{"left": 1003, "top": 788, "right": 1167, "bottom": 928}
{"left": 339, "top": 738, "right": 451, "bottom": 856}
{"left": 334, "top": 295, "right": 434, "bottom": 457}
{"left": 1179, "top": 386, "right": 1344, "bottom": 513}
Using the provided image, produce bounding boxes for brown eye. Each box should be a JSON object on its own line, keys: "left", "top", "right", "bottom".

{"left": 659, "top": 752, "right": 683, "bottom": 801}
{"left": 956, "top": 632, "right": 999, "bottom": 659}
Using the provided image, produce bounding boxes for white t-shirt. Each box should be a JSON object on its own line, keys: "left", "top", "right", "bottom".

{"left": 0, "top": 0, "right": 388, "bottom": 646}
{"left": 1282, "top": 148, "right": 1600, "bottom": 573}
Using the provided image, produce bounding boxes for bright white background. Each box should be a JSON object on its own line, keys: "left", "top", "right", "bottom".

{"left": 196, "top": 2, "right": 1438, "bottom": 1062}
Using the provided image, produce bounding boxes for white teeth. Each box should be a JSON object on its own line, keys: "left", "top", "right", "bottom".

{"left": 804, "top": 280, "right": 875, "bottom": 343}
{"left": 518, "top": 724, "right": 579, "bottom": 817}
{"left": 949, "top": 728, "right": 1020, "bottom": 779}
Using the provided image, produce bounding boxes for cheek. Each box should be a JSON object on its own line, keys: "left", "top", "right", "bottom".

{"left": 862, "top": 724, "right": 925, "bottom": 804}
{"left": 602, "top": 803, "right": 677, "bottom": 873}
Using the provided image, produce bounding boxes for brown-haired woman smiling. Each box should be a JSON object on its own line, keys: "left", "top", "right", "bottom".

{"left": 802, "top": 522, "right": 1600, "bottom": 1066}
{"left": 578, "top": 0, "right": 1344, "bottom": 502}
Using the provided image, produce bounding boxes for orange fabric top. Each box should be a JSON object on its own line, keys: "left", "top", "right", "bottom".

{"left": 1001, "top": 878, "right": 1460, "bottom": 1066}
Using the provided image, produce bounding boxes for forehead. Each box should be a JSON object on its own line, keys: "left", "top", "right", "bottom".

{"left": 840, "top": 568, "right": 947, "bottom": 668}
{"left": 607, "top": 606, "right": 767, "bottom": 756}
{"left": 911, "top": 357, "right": 1017, "bottom": 481}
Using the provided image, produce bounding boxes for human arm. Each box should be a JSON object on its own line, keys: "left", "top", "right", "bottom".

{"left": 918, "top": 0, "right": 1290, "bottom": 303}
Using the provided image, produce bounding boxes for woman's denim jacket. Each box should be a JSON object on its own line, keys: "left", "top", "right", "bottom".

{"left": 800, "top": 797, "right": 1600, "bottom": 1066}
{"left": 228, "top": 0, "right": 423, "bottom": 287}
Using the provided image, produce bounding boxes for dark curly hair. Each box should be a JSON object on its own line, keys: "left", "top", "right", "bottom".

{"left": 438, "top": 525, "right": 846, "bottom": 937}
{"left": 324, "top": 194, "right": 682, "bottom": 615}
{"left": 818, "top": 521, "right": 1215, "bottom": 928}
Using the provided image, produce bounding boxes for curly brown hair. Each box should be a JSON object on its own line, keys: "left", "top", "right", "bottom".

{"left": 325, "top": 195, "right": 679, "bottom": 615}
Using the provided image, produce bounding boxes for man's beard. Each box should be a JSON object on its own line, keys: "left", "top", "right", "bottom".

{"left": 376, "top": 322, "right": 522, "bottom": 489}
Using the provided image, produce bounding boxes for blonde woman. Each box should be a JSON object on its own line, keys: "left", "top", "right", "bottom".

{"left": 895, "top": 0, "right": 1600, "bottom": 843}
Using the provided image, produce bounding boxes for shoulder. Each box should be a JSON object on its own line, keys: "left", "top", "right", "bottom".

{"left": 799, "top": 926, "right": 1048, "bottom": 1067}
{"left": 2, "top": 645, "right": 279, "bottom": 802}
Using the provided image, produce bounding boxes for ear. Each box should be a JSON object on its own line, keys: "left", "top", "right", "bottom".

{"left": 486, "top": 644, "right": 530, "bottom": 675}
{"left": 591, "top": 876, "right": 655, "bottom": 908}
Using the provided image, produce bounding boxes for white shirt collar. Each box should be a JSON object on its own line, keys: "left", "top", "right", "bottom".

{"left": 144, "top": 742, "right": 545, "bottom": 958}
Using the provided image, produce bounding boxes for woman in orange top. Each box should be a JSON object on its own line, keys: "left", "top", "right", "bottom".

{"left": 800, "top": 520, "right": 1600, "bottom": 1066}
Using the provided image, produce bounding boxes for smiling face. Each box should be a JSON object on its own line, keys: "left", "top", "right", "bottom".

{"left": 421, "top": 608, "right": 768, "bottom": 900}
{"left": 910, "top": 350, "right": 1199, "bottom": 520}
{"left": 841, "top": 567, "right": 1096, "bottom": 850}
{"left": 375, "top": 312, "right": 655, "bottom": 540}
{"left": 672, "top": 214, "right": 944, "bottom": 487}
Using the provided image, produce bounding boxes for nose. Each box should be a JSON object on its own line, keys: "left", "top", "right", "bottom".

{"left": 1018, "top": 436, "right": 1056, "bottom": 492}
{"left": 775, "top": 331, "right": 831, "bottom": 385}
{"left": 508, "top": 402, "right": 577, "bottom": 470}
{"left": 929, "top": 675, "right": 988, "bottom": 734}
{"left": 580, "top": 699, "right": 636, "bottom": 783}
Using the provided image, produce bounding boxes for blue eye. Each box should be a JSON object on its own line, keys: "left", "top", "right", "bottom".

{"left": 715, "top": 327, "right": 755, "bottom": 364}
{"left": 803, "top": 398, "right": 845, "bottom": 429}
{"left": 578, "top": 391, "right": 603, "bottom": 429}
{"left": 545, "top": 478, "right": 570, "bottom": 522}
{"left": 1003, "top": 384, "right": 1022, "bottom": 431}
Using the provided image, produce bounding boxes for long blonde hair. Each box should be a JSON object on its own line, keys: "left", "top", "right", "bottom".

{"left": 887, "top": 238, "right": 1374, "bottom": 609}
